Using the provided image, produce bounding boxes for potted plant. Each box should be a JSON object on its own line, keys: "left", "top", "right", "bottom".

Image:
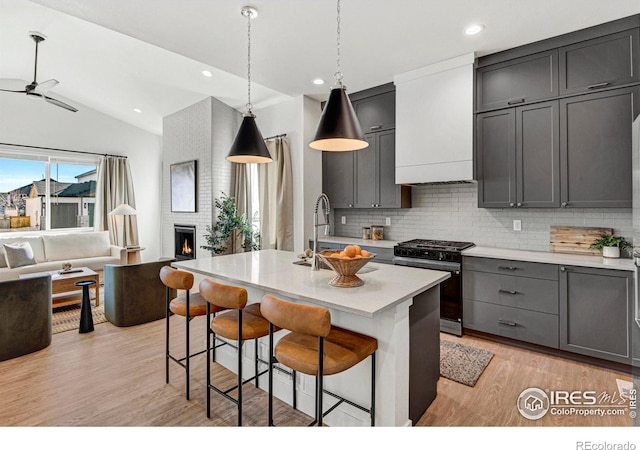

{"left": 201, "top": 192, "right": 260, "bottom": 255}
{"left": 590, "top": 234, "right": 630, "bottom": 258}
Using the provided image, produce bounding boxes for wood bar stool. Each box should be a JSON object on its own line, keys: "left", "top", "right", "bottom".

{"left": 260, "top": 294, "right": 377, "bottom": 427}
{"left": 159, "top": 266, "right": 208, "bottom": 400}
{"left": 198, "top": 278, "right": 273, "bottom": 426}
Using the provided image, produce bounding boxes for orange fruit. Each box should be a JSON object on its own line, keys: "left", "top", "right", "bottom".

{"left": 353, "top": 244, "right": 362, "bottom": 255}
{"left": 339, "top": 251, "right": 347, "bottom": 257}
{"left": 344, "top": 245, "right": 357, "bottom": 258}
{"left": 361, "top": 250, "right": 371, "bottom": 257}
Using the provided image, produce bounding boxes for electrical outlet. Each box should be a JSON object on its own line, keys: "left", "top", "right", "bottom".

{"left": 341, "top": 216, "right": 346, "bottom": 224}
{"left": 385, "top": 217, "right": 391, "bottom": 226}
{"left": 513, "top": 219, "right": 522, "bottom": 232}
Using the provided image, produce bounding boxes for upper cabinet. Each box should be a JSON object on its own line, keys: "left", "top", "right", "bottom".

{"left": 394, "top": 53, "right": 475, "bottom": 184}
{"left": 322, "top": 83, "right": 411, "bottom": 209}
{"left": 475, "top": 15, "right": 640, "bottom": 208}
{"left": 559, "top": 29, "right": 640, "bottom": 96}
{"left": 476, "top": 50, "right": 558, "bottom": 112}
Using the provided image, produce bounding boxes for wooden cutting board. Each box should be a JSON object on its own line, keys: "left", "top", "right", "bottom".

{"left": 550, "top": 226, "right": 612, "bottom": 255}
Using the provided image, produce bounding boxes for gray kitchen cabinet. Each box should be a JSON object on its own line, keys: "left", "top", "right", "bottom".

{"left": 355, "top": 130, "right": 409, "bottom": 209}
{"left": 477, "top": 101, "right": 559, "bottom": 208}
{"left": 559, "top": 29, "right": 640, "bottom": 96}
{"left": 559, "top": 86, "right": 638, "bottom": 208}
{"left": 633, "top": 316, "right": 640, "bottom": 368}
{"left": 353, "top": 89, "right": 395, "bottom": 132}
{"left": 322, "top": 150, "right": 355, "bottom": 209}
{"left": 323, "top": 83, "right": 410, "bottom": 210}
{"left": 462, "top": 256, "right": 560, "bottom": 348}
{"left": 559, "top": 265, "right": 633, "bottom": 365}
{"left": 476, "top": 50, "right": 558, "bottom": 112}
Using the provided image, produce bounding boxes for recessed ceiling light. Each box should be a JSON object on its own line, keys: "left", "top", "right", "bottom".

{"left": 312, "top": 78, "right": 325, "bottom": 85}
{"left": 465, "top": 24, "right": 485, "bottom": 35}
{"left": 202, "top": 70, "right": 213, "bottom": 78}
{"left": 133, "top": 108, "right": 142, "bottom": 114}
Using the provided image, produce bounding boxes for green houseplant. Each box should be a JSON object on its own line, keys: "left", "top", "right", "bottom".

{"left": 201, "top": 192, "right": 260, "bottom": 255}
{"left": 590, "top": 234, "right": 630, "bottom": 259}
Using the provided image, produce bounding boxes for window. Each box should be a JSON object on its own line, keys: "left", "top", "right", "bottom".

{"left": 0, "top": 152, "right": 98, "bottom": 233}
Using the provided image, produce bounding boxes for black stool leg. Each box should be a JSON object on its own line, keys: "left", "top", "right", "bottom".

{"left": 254, "top": 339, "right": 259, "bottom": 389}
{"left": 268, "top": 323, "right": 274, "bottom": 426}
{"left": 165, "top": 287, "right": 170, "bottom": 385}
{"left": 317, "top": 337, "right": 324, "bottom": 427}
{"left": 206, "top": 303, "right": 211, "bottom": 418}
{"left": 292, "top": 370, "right": 297, "bottom": 410}
{"left": 185, "top": 291, "right": 190, "bottom": 400}
{"left": 237, "top": 310, "right": 243, "bottom": 426}
{"left": 371, "top": 352, "right": 376, "bottom": 426}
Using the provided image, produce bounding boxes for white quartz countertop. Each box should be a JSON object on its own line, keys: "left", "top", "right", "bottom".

{"left": 173, "top": 249, "right": 450, "bottom": 317}
{"left": 313, "top": 236, "right": 398, "bottom": 249}
{"left": 462, "top": 246, "right": 635, "bottom": 271}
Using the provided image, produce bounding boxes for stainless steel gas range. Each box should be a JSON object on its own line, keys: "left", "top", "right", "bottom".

{"left": 393, "top": 239, "right": 475, "bottom": 336}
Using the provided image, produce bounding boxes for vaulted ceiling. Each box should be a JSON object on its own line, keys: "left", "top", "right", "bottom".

{"left": 1, "top": 0, "right": 639, "bottom": 135}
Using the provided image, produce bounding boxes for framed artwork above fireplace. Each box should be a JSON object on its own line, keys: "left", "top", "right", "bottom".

{"left": 170, "top": 160, "right": 197, "bottom": 213}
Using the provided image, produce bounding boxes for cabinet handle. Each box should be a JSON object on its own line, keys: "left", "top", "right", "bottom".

{"left": 498, "top": 289, "right": 519, "bottom": 295}
{"left": 348, "top": 204, "right": 353, "bottom": 208}
{"left": 509, "top": 202, "right": 515, "bottom": 207}
{"left": 561, "top": 202, "right": 568, "bottom": 208}
{"left": 507, "top": 98, "right": 525, "bottom": 105}
{"left": 498, "top": 319, "right": 517, "bottom": 327}
{"left": 370, "top": 125, "right": 382, "bottom": 131}
{"left": 587, "top": 82, "right": 610, "bottom": 90}
{"left": 371, "top": 204, "right": 375, "bottom": 207}
{"left": 560, "top": 266, "right": 566, "bottom": 272}
{"left": 498, "top": 265, "right": 518, "bottom": 271}
{"left": 517, "top": 202, "right": 522, "bottom": 207}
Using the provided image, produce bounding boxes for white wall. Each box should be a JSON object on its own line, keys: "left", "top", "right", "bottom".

{"left": 0, "top": 93, "right": 163, "bottom": 260}
{"left": 254, "top": 95, "right": 322, "bottom": 253}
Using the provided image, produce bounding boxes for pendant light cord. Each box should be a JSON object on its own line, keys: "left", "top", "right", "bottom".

{"left": 334, "top": 0, "right": 343, "bottom": 87}
{"left": 246, "top": 8, "right": 253, "bottom": 114}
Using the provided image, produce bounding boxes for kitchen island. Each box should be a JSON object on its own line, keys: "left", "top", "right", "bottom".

{"left": 173, "top": 249, "right": 449, "bottom": 426}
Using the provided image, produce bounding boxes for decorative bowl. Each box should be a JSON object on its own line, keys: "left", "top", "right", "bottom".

{"left": 316, "top": 250, "right": 376, "bottom": 288}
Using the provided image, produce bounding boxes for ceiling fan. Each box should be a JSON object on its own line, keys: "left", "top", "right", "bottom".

{"left": 0, "top": 32, "right": 77, "bottom": 112}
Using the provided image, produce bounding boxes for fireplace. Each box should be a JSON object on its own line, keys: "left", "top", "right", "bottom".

{"left": 174, "top": 224, "right": 196, "bottom": 261}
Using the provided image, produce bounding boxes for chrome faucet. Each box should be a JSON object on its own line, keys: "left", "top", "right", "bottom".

{"left": 312, "top": 193, "right": 331, "bottom": 271}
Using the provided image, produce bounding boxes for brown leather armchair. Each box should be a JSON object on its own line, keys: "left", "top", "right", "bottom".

{"left": 0, "top": 274, "right": 52, "bottom": 361}
{"left": 104, "top": 259, "right": 177, "bottom": 327}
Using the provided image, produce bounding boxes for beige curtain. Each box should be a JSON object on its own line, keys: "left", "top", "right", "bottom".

{"left": 230, "top": 162, "right": 250, "bottom": 253}
{"left": 94, "top": 156, "right": 139, "bottom": 247}
{"left": 258, "top": 137, "right": 293, "bottom": 250}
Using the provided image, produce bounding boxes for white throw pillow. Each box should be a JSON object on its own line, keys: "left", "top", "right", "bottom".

{"left": 3, "top": 242, "right": 37, "bottom": 268}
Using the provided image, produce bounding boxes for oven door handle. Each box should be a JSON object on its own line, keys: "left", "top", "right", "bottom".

{"left": 392, "top": 256, "right": 460, "bottom": 272}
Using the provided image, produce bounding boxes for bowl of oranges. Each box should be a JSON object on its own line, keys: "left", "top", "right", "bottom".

{"left": 316, "top": 245, "right": 376, "bottom": 287}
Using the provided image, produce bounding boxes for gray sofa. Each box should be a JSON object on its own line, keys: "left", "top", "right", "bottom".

{"left": 0, "top": 274, "right": 52, "bottom": 361}
{"left": 104, "top": 259, "right": 177, "bottom": 327}
{"left": 0, "top": 231, "right": 126, "bottom": 281}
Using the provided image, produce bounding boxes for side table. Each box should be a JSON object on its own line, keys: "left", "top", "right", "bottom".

{"left": 76, "top": 280, "right": 96, "bottom": 333}
{"left": 126, "top": 247, "right": 145, "bottom": 264}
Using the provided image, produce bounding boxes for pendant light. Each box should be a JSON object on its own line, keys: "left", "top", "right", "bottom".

{"left": 227, "top": 6, "right": 272, "bottom": 164}
{"left": 310, "top": 0, "right": 368, "bottom": 152}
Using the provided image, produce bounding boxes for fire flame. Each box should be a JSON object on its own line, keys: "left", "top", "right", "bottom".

{"left": 182, "top": 239, "right": 192, "bottom": 255}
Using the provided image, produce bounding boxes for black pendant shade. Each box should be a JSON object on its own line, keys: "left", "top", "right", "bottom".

{"left": 310, "top": 86, "right": 369, "bottom": 151}
{"left": 226, "top": 114, "right": 272, "bottom": 164}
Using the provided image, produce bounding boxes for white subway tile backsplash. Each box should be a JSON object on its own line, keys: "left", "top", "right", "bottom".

{"left": 331, "top": 184, "right": 632, "bottom": 251}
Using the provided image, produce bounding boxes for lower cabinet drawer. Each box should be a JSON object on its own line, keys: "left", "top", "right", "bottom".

{"left": 361, "top": 246, "right": 393, "bottom": 264}
{"left": 463, "top": 270, "right": 559, "bottom": 314}
{"left": 463, "top": 299, "right": 559, "bottom": 348}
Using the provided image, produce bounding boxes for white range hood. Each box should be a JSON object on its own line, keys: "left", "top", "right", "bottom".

{"left": 394, "top": 53, "right": 475, "bottom": 184}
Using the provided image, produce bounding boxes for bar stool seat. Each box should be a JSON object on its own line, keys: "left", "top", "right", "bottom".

{"left": 169, "top": 292, "right": 209, "bottom": 317}
{"left": 275, "top": 326, "right": 377, "bottom": 376}
{"left": 261, "top": 294, "right": 378, "bottom": 427}
{"left": 211, "top": 303, "right": 273, "bottom": 340}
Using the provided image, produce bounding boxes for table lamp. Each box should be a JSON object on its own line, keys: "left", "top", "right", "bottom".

{"left": 108, "top": 203, "right": 137, "bottom": 248}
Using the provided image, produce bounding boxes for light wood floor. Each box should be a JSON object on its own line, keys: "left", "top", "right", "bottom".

{"left": 0, "top": 316, "right": 635, "bottom": 427}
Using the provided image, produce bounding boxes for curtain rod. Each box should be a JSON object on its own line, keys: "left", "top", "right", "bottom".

{"left": 264, "top": 133, "right": 286, "bottom": 140}
{"left": 0, "top": 142, "right": 127, "bottom": 159}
